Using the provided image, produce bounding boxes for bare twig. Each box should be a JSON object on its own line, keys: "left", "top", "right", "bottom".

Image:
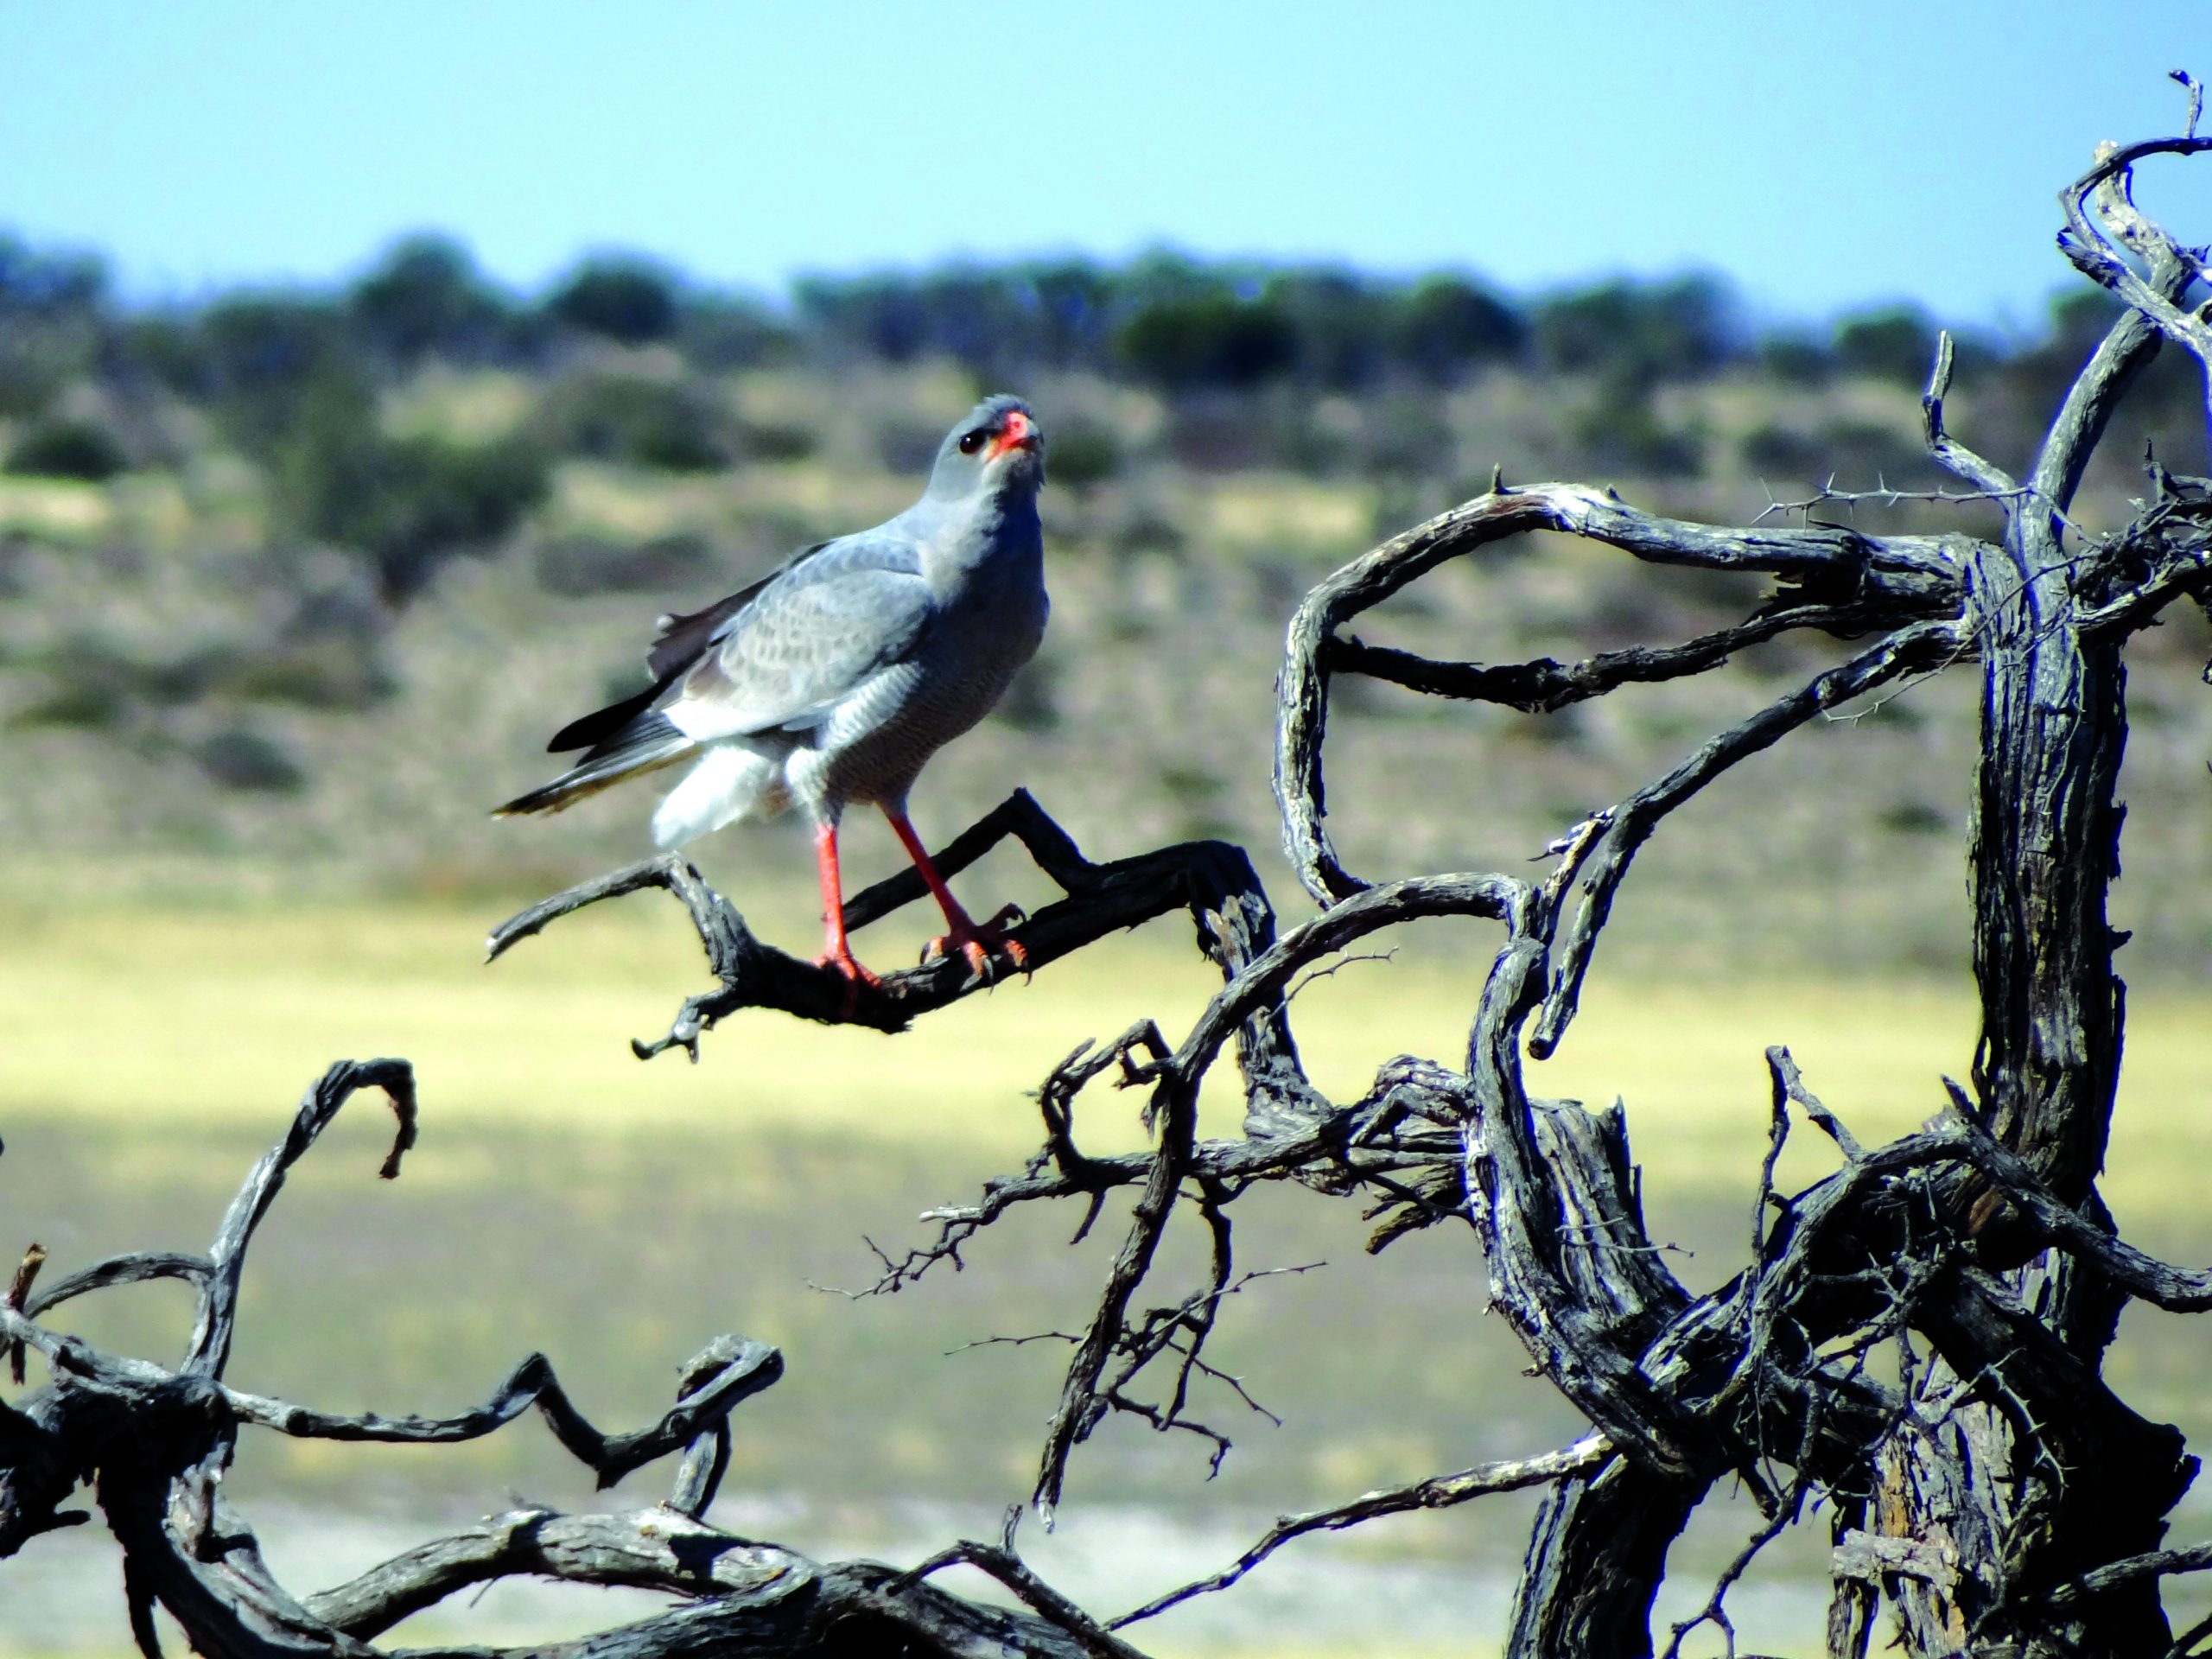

{"left": 1111, "top": 1434, "right": 1614, "bottom": 1628}
{"left": 1923, "top": 329, "right": 2022, "bottom": 499}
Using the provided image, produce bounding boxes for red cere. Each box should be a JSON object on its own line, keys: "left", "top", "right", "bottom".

{"left": 988, "top": 410, "right": 1033, "bottom": 459}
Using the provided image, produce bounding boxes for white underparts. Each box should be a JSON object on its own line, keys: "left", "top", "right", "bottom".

{"left": 652, "top": 742, "right": 785, "bottom": 849}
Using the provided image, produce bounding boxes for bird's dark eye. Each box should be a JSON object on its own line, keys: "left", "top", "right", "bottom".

{"left": 957, "top": 429, "right": 987, "bottom": 454}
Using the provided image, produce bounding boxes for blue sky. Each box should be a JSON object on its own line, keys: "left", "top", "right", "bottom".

{"left": 3, "top": 2, "right": 2207, "bottom": 332}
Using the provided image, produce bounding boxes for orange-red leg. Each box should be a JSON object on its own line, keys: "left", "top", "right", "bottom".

{"left": 883, "top": 808, "right": 1027, "bottom": 977}
{"left": 811, "top": 820, "right": 880, "bottom": 988}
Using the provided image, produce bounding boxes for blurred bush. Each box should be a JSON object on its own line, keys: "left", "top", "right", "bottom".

{"left": 1571, "top": 388, "right": 1705, "bottom": 477}
{"left": 1358, "top": 393, "right": 1456, "bottom": 478}
{"left": 1819, "top": 419, "right": 1942, "bottom": 487}
{"left": 1757, "top": 328, "right": 1834, "bottom": 385}
{"left": 193, "top": 724, "right": 306, "bottom": 792}
{"left": 348, "top": 234, "right": 526, "bottom": 365}
{"left": 546, "top": 257, "right": 681, "bottom": 345}
{"left": 1388, "top": 275, "right": 1528, "bottom": 383}
{"left": 1110, "top": 506, "right": 1186, "bottom": 560}
{"left": 1535, "top": 275, "right": 1743, "bottom": 388}
{"left": 1045, "top": 417, "right": 1123, "bottom": 489}
{"left": 993, "top": 652, "right": 1061, "bottom": 732}
{"left": 11, "top": 636, "right": 208, "bottom": 730}
{"left": 271, "top": 370, "right": 551, "bottom": 603}
{"left": 680, "top": 296, "right": 795, "bottom": 371}
{"left": 533, "top": 370, "right": 734, "bottom": 471}
{"left": 1116, "top": 294, "right": 1298, "bottom": 391}
{"left": 0, "top": 236, "right": 107, "bottom": 420}
{"left": 5, "top": 416, "right": 129, "bottom": 480}
{"left": 1742, "top": 423, "right": 1827, "bottom": 479}
{"left": 1159, "top": 394, "right": 1280, "bottom": 472}
{"left": 737, "top": 417, "right": 817, "bottom": 462}
{"left": 874, "top": 411, "right": 950, "bottom": 473}
{"left": 534, "top": 531, "right": 719, "bottom": 597}
{"left": 1833, "top": 305, "right": 1938, "bottom": 388}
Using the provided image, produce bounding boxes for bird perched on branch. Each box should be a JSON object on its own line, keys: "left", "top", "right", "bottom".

{"left": 496, "top": 395, "right": 1048, "bottom": 986}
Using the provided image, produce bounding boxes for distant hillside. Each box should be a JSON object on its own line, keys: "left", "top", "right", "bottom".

{"left": 3, "top": 233, "right": 2209, "bottom": 976}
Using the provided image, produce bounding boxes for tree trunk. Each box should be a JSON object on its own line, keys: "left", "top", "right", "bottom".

{"left": 1872, "top": 519, "right": 2191, "bottom": 1656}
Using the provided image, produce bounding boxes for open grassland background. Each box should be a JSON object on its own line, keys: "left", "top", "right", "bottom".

{"left": 7, "top": 892, "right": 2212, "bottom": 1656}
{"left": 8, "top": 315, "right": 2212, "bottom": 1659}
{"left": 10, "top": 354, "right": 2212, "bottom": 983}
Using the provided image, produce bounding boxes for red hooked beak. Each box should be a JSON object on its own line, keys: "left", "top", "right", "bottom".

{"left": 987, "top": 409, "right": 1038, "bottom": 460}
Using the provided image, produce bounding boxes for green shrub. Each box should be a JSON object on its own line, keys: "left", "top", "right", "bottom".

{"left": 680, "top": 296, "right": 796, "bottom": 371}
{"left": 1757, "top": 329, "right": 1834, "bottom": 385}
{"left": 1115, "top": 296, "right": 1297, "bottom": 391}
{"left": 10, "top": 638, "right": 207, "bottom": 728}
{"left": 349, "top": 234, "right": 516, "bottom": 364}
{"left": 4, "top": 417, "right": 128, "bottom": 480}
{"left": 738, "top": 419, "right": 817, "bottom": 462}
{"left": 1157, "top": 762, "right": 1235, "bottom": 840}
{"left": 200, "top": 296, "right": 345, "bottom": 383}
{"left": 193, "top": 725, "right": 306, "bottom": 792}
{"left": 1881, "top": 800, "right": 1949, "bottom": 836}
{"left": 1834, "top": 306, "right": 1937, "bottom": 387}
{"left": 275, "top": 375, "right": 551, "bottom": 602}
{"left": 0, "top": 340, "right": 65, "bottom": 420}
{"left": 1157, "top": 397, "right": 1274, "bottom": 472}
{"left": 1046, "top": 418, "right": 1122, "bottom": 489}
{"left": 11, "top": 675, "right": 130, "bottom": 729}
{"left": 1741, "top": 423, "right": 1826, "bottom": 477}
{"left": 1819, "top": 420, "right": 1937, "bottom": 486}
{"left": 874, "top": 414, "right": 947, "bottom": 474}
{"left": 536, "top": 372, "right": 734, "bottom": 471}
{"left": 0, "top": 236, "right": 105, "bottom": 319}
{"left": 1570, "top": 389, "right": 1704, "bottom": 477}
{"left": 1387, "top": 276, "right": 1528, "bottom": 382}
{"left": 546, "top": 257, "right": 679, "bottom": 345}
{"left": 1535, "top": 276, "right": 1741, "bottom": 386}
{"left": 1112, "top": 508, "right": 1185, "bottom": 560}
{"left": 1360, "top": 395, "right": 1455, "bottom": 478}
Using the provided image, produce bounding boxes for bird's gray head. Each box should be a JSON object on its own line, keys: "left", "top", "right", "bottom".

{"left": 924, "top": 395, "right": 1046, "bottom": 500}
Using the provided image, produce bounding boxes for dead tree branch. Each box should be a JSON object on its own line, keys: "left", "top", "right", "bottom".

{"left": 0, "top": 1063, "right": 1147, "bottom": 1659}
{"left": 15, "top": 79, "right": 2212, "bottom": 1659}
{"left": 1111, "top": 1433, "right": 1614, "bottom": 1627}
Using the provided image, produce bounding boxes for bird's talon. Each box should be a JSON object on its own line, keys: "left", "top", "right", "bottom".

{"left": 918, "top": 917, "right": 1027, "bottom": 985}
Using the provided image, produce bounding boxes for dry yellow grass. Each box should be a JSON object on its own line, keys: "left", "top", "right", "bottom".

{"left": 9, "top": 896, "right": 2209, "bottom": 1659}
{"left": 6, "top": 896, "right": 2209, "bottom": 1226}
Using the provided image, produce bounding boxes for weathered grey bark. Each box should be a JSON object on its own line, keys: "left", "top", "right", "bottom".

{"left": 1512, "top": 1465, "right": 1701, "bottom": 1657}
{"left": 9, "top": 89, "right": 2212, "bottom": 1659}
{"left": 1859, "top": 172, "right": 2212, "bottom": 1659}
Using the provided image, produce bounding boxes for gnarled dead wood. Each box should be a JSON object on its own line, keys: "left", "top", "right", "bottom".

{"left": 13, "top": 81, "right": 2212, "bottom": 1659}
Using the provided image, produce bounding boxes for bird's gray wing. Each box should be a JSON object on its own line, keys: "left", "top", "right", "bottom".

{"left": 645, "top": 538, "right": 836, "bottom": 683}
{"left": 543, "top": 539, "right": 842, "bottom": 753}
{"left": 664, "top": 531, "right": 933, "bottom": 741}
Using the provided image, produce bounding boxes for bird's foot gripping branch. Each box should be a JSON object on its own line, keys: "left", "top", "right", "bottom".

{"left": 486, "top": 787, "right": 1316, "bottom": 1063}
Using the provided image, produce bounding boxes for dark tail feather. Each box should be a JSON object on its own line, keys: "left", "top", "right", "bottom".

{"left": 548, "top": 677, "right": 676, "bottom": 753}
{"left": 495, "top": 713, "right": 695, "bottom": 817}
